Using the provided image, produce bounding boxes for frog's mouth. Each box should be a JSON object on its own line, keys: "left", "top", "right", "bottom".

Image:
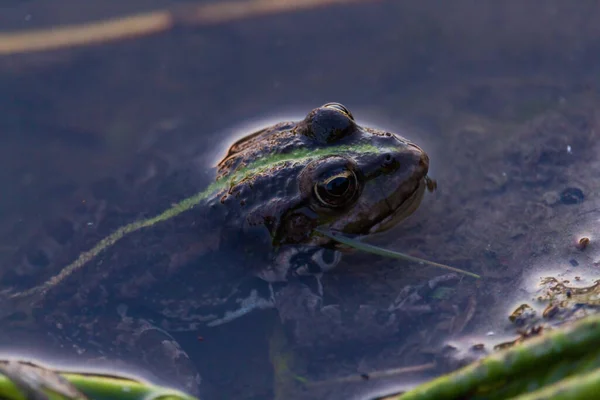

{"left": 367, "top": 177, "right": 427, "bottom": 234}
{"left": 316, "top": 176, "right": 428, "bottom": 251}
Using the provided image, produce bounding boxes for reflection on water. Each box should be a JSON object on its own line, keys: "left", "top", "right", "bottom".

{"left": 1, "top": 1, "right": 600, "bottom": 399}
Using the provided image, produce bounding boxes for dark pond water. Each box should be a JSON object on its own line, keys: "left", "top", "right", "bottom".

{"left": 1, "top": 1, "right": 600, "bottom": 399}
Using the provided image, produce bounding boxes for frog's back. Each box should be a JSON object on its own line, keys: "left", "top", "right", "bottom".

{"left": 0, "top": 116, "right": 292, "bottom": 333}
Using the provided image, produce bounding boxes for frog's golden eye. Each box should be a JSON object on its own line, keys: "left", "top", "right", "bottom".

{"left": 314, "top": 168, "right": 358, "bottom": 207}
{"left": 322, "top": 102, "right": 354, "bottom": 121}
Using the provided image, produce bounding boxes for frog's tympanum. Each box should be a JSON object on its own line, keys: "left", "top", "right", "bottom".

{"left": 0, "top": 103, "right": 429, "bottom": 395}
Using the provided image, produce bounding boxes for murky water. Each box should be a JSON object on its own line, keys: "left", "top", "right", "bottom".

{"left": 1, "top": 1, "right": 600, "bottom": 399}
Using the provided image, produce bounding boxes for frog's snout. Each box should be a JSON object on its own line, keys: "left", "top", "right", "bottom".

{"left": 407, "top": 142, "right": 429, "bottom": 177}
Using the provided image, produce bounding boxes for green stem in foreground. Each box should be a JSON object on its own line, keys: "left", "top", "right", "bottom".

{"left": 0, "top": 364, "right": 196, "bottom": 400}
{"left": 384, "top": 315, "right": 600, "bottom": 400}
{"left": 315, "top": 229, "right": 481, "bottom": 279}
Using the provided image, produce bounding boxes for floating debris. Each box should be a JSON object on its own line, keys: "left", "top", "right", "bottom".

{"left": 508, "top": 304, "right": 536, "bottom": 326}
{"left": 577, "top": 237, "right": 590, "bottom": 250}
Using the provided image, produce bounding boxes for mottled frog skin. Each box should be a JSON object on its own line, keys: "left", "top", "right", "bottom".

{"left": 0, "top": 103, "right": 429, "bottom": 395}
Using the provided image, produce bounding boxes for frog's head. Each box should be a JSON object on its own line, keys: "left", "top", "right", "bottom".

{"left": 217, "top": 103, "right": 429, "bottom": 279}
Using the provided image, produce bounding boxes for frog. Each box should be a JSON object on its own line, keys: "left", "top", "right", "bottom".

{"left": 0, "top": 103, "right": 430, "bottom": 397}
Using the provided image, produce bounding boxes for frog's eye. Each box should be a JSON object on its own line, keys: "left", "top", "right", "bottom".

{"left": 322, "top": 102, "right": 354, "bottom": 120}
{"left": 314, "top": 168, "right": 359, "bottom": 207}
{"left": 299, "top": 156, "right": 363, "bottom": 209}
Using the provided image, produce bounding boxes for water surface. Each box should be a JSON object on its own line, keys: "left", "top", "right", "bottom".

{"left": 1, "top": 1, "right": 600, "bottom": 399}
